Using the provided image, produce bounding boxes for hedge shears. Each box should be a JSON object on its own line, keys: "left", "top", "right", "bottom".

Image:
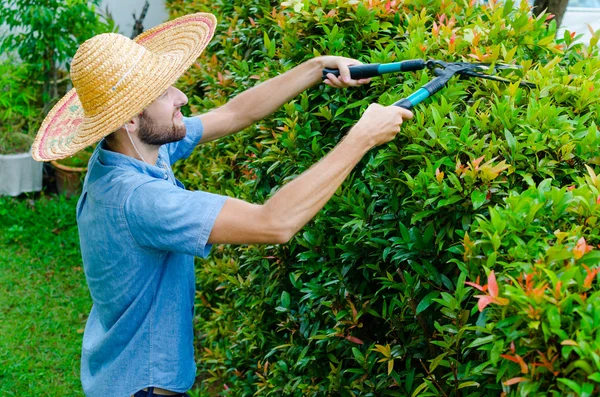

{"left": 322, "top": 59, "right": 536, "bottom": 110}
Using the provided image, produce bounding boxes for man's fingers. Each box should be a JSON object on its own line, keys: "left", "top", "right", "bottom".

{"left": 326, "top": 72, "right": 358, "bottom": 88}
{"left": 398, "top": 107, "right": 414, "bottom": 120}
{"left": 401, "top": 108, "right": 414, "bottom": 120}
{"left": 326, "top": 73, "right": 343, "bottom": 86}
{"left": 338, "top": 63, "right": 351, "bottom": 84}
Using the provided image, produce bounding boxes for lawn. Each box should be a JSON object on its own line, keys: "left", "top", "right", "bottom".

{"left": 0, "top": 194, "right": 89, "bottom": 396}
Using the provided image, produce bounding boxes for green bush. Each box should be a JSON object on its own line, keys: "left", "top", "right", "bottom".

{"left": 0, "top": 0, "right": 115, "bottom": 105}
{"left": 166, "top": 0, "right": 600, "bottom": 395}
{"left": 0, "top": 59, "right": 42, "bottom": 154}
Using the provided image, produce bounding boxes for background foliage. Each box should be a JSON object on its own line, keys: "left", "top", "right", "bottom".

{"left": 0, "top": 0, "right": 115, "bottom": 155}
{"left": 166, "top": 0, "right": 600, "bottom": 395}
{"left": 0, "top": 0, "right": 114, "bottom": 104}
{"left": 0, "top": 59, "right": 40, "bottom": 154}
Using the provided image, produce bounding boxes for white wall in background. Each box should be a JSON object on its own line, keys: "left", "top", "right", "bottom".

{"left": 560, "top": 7, "right": 600, "bottom": 45}
{"left": 99, "top": 0, "right": 169, "bottom": 37}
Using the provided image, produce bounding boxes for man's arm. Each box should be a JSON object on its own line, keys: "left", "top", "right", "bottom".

{"left": 207, "top": 104, "right": 413, "bottom": 245}
{"left": 197, "top": 56, "right": 369, "bottom": 144}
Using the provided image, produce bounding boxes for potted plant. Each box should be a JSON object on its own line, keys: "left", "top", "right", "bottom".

{"left": 50, "top": 147, "right": 94, "bottom": 198}
{"left": 0, "top": 60, "right": 43, "bottom": 196}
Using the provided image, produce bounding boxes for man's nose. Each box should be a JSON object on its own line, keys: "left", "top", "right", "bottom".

{"left": 173, "top": 87, "right": 188, "bottom": 107}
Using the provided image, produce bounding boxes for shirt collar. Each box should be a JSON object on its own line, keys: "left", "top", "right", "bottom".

{"left": 95, "top": 139, "right": 167, "bottom": 179}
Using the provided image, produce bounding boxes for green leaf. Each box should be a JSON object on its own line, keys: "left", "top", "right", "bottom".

{"left": 558, "top": 378, "right": 581, "bottom": 395}
{"left": 416, "top": 291, "right": 439, "bottom": 315}
{"left": 471, "top": 189, "right": 486, "bottom": 210}
{"left": 281, "top": 291, "right": 291, "bottom": 308}
{"left": 352, "top": 347, "right": 365, "bottom": 366}
{"left": 437, "top": 195, "right": 463, "bottom": 208}
{"left": 505, "top": 128, "right": 517, "bottom": 154}
{"left": 411, "top": 381, "right": 430, "bottom": 397}
{"left": 588, "top": 372, "right": 600, "bottom": 383}
{"left": 428, "top": 353, "right": 447, "bottom": 372}
{"left": 581, "top": 382, "right": 594, "bottom": 397}
{"left": 399, "top": 221, "right": 411, "bottom": 242}
{"left": 547, "top": 306, "right": 561, "bottom": 329}
{"left": 467, "top": 335, "right": 495, "bottom": 348}
{"left": 458, "top": 381, "right": 480, "bottom": 389}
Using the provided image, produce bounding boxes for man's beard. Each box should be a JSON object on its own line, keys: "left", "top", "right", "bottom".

{"left": 137, "top": 111, "right": 186, "bottom": 146}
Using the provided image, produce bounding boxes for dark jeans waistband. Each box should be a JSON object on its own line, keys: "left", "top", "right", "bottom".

{"left": 133, "top": 387, "right": 189, "bottom": 397}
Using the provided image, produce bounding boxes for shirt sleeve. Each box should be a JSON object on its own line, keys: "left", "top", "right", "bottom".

{"left": 123, "top": 180, "right": 228, "bottom": 257}
{"left": 164, "top": 116, "right": 204, "bottom": 165}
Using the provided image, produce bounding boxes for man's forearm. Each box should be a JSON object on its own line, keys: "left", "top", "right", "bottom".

{"left": 227, "top": 57, "right": 324, "bottom": 124}
{"left": 263, "top": 128, "right": 371, "bottom": 241}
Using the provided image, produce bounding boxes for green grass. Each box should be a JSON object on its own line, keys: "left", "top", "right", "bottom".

{"left": 0, "top": 194, "right": 89, "bottom": 396}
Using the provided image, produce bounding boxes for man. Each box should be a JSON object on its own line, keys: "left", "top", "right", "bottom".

{"left": 32, "top": 12, "right": 412, "bottom": 397}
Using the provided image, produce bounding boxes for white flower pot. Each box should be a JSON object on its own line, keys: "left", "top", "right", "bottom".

{"left": 0, "top": 151, "right": 43, "bottom": 196}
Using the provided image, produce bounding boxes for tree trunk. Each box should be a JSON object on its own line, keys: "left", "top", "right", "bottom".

{"left": 131, "top": 1, "right": 150, "bottom": 38}
{"left": 533, "top": 0, "right": 569, "bottom": 29}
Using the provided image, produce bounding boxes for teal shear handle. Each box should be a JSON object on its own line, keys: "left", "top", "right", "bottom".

{"left": 322, "top": 59, "right": 426, "bottom": 80}
{"left": 392, "top": 71, "right": 454, "bottom": 110}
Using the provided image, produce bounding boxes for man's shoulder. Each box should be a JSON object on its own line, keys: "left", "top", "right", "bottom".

{"left": 83, "top": 165, "right": 157, "bottom": 208}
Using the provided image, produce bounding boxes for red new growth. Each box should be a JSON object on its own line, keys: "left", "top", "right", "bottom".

{"left": 466, "top": 271, "right": 509, "bottom": 311}
{"left": 573, "top": 237, "right": 593, "bottom": 260}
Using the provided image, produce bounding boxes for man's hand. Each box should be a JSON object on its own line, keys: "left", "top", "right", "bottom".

{"left": 351, "top": 104, "right": 414, "bottom": 148}
{"left": 319, "top": 56, "right": 372, "bottom": 88}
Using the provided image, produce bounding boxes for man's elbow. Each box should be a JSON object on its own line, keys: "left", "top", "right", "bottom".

{"left": 263, "top": 212, "right": 297, "bottom": 244}
{"left": 273, "top": 228, "right": 295, "bottom": 245}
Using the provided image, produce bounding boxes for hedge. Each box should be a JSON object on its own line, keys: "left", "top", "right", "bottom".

{"left": 165, "top": 0, "right": 600, "bottom": 395}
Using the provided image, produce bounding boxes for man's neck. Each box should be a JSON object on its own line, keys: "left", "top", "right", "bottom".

{"left": 104, "top": 138, "right": 159, "bottom": 165}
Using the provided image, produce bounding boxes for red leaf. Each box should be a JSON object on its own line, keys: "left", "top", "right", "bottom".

{"left": 516, "top": 355, "right": 529, "bottom": 374}
{"left": 449, "top": 32, "right": 456, "bottom": 45}
{"left": 476, "top": 295, "right": 495, "bottom": 312}
{"left": 432, "top": 21, "right": 440, "bottom": 37}
{"left": 501, "top": 354, "right": 520, "bottom": 364}
{"left": 346, "top": 335, "right": 364, "bottom": 345}
{"left": 574, "top": 237, "right": 593, "bottom": 260}
{"left": 472, "top": 155, "right": 485, "bottom": 169}
{"left": 488, "top": 271, "right": 499, "bottom": 298}
{"left": 465, "top": 281, "right": 486, "bottom": 292}
{"left": 504, "top": 377, "right": 529, "bottom": 386}
{"left": 501, "top": 354, "right": 528, "bottom": 374}
{"left": 583, "top": 265, "right": 600, "bottom": 288}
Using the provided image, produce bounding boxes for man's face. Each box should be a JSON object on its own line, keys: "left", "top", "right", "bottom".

{"left": 138, "top": 86, "right": 188, "bottom": 146}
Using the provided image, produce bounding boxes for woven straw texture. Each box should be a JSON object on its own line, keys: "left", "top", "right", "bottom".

{"left": 32, "top": 13, "right": 217, "bottom": 162}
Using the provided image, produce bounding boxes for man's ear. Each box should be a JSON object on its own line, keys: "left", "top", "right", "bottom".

{"left": 123, "top": 113, "right": 143, "bottom": 131}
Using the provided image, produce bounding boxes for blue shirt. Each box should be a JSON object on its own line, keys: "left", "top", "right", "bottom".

{"left": 76, "top": 117, "right": 227, "bottom": 397}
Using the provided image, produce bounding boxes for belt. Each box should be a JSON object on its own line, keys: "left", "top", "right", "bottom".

{"left": 133, "top": 387, "right": 186, "bottom": 396}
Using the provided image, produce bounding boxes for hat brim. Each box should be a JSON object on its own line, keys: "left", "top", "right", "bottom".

{"left": 32, "top": 13, "right": 217, "bottom": 162}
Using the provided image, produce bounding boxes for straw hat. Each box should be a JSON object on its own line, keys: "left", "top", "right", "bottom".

{"left": 31, "top": 13, "right": 217, "bottom": 162}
